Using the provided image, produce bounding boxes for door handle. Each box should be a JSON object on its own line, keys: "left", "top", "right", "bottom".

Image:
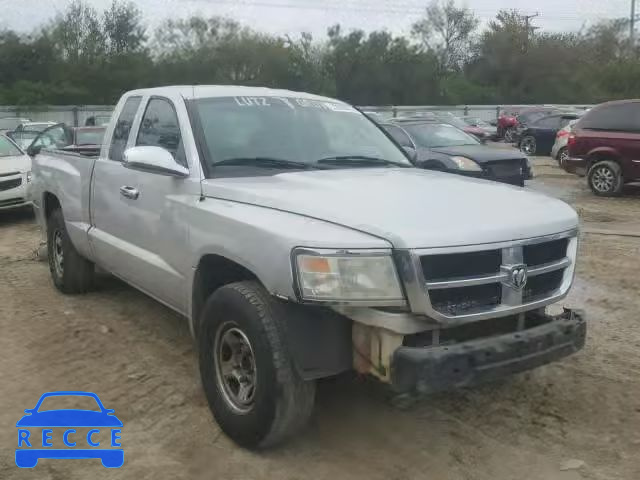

{"left": 119, "top": 186, "right": 140, "bottom": 200}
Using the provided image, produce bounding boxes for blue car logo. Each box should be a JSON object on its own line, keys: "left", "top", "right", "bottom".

{"left": 16, "top": 391, "right": 123, "bottom": 468}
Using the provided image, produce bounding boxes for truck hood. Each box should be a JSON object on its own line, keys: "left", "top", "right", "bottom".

{"left": 0, "top": 154, "right": 31, "bottom": 175}
{"left": 201, "top": 168, "right": 578, "bottom": 249}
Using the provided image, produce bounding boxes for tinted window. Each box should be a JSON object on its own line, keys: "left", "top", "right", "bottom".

{"left": 136, "top": 98, "right": 186, "bottom": 167}
{"left": 384, "top": 125, "right": 413, "bottom": 147}
{"left": 0, "top": 135, "right": 22, "bottom": 157}
{"left": 533, "top": 116, "right": 562, "bottom": 129}
{"left": 519, "top": 110, "right": 553, "bottom": 124}
{"left": 108, "top": 96, "right": 142, "bottom": 161}
{"left": 579, "top": 103, "right": 640, "bottom": 132}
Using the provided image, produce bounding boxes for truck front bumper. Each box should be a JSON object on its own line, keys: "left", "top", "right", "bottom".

{"left": 391, "top": 309, "right": 586, "bottom": 394}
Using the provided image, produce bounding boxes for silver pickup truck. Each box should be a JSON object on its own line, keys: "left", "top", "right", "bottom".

{"left": 30, "top": 86, "right": 586, "bottom": 449}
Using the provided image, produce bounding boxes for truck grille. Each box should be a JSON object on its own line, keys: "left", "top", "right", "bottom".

{"left": 414, "top": 232, "right": 576, "bottom": 320}
{"left": 0, "top": 177, "right": 22, "bottom": 192}
{"left": 484, "top": 159, "right": 524, "bottom": 178}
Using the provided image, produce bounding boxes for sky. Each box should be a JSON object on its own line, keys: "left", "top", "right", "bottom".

{"left": 0, "top": 0, "right": 632, "bottom": 39}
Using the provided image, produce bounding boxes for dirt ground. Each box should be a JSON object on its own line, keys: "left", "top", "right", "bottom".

{"left": 1, "top": 157, "right": 639, "bottom": 480}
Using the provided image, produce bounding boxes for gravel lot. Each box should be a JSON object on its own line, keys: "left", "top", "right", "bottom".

{"left": 1, "top": 156, "right": 639, "bottom": 480}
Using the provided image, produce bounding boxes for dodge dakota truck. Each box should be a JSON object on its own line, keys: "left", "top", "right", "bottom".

{"left": 30, "top": 86, "right": 586, "bottom": 449}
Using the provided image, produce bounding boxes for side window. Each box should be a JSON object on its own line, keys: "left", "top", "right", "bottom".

{"left": 384, "top": 125, "right": 413, "bottom": 147}
{"left": 108, "top": 96, "right": 142, "bottom": 161}
{"left": 580, "top": 103, "right": 640, "bottom": 132}
{"left": 535, "top": 116, "right": 561, "bottom": 129}
{"left": 136, "top": 98, "right": 186, "bottom": 167}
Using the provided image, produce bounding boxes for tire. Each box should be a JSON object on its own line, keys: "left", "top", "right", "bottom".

{"left": 504, "top": 127, "right": 515, "bottom": 142}
{"left": 198, "top": 281, "right": 316, "bottom": 449}
{"left": 588, "top": 160, "right": 624, "bottom": 196}
{"left": 520, "top": 136, "right": 537, "bottom": 155}
{"left": 558, "top": 147, "right": 569, "bottom": 167}
{"left": 47, "top": 208, "right": 95, "bottom": 294}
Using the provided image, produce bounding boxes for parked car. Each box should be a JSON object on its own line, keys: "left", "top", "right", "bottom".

{"left": 384, "top": 119, "right": 531, "bottom": 186}
{"left": 14, "top": 121, "right": 57, "bottom": 133}
{"left": 518, "top": 112, "right": 582, "bottom": 156}
{"left": 0, "top": 134, "right": 32, "bottom": 211}
{"left": 565, "top": 99, "right": 640, "bottom": 196}
{"left": 85, "top": 114, "right": 112, "bottom": 127}
{"left": 551, "top": 120, "right": 579, "bottom": 167}
{"left": 30, "top": 85, "right": 585, "bottom": 449}
{"left": 461, "top": 116, "right": 499, "bottom": 140}
{"left": 0, "top": 117, "right": 31, "bottom": 133}
{"left": 395, "top": 112, "right": 491, "bottom": 141}
{"left": 511, "top": 107, "right": 561, "bottom": 144}
{"left": 28, "top": 124, "right": 106, "bottom": 157}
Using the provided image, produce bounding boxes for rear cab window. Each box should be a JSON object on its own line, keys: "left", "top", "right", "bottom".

{"left": 108, "top": 96, "right": 142, "bottom": 161}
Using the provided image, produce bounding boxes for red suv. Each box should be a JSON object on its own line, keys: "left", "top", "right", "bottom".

{"left": 565, "top": 100, "right": 640, "bottom": 196}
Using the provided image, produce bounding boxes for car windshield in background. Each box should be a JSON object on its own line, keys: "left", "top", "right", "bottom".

{"left": 191, "top": 96, "right": 411, "bottom": 173}
{"left": 0, "top": 135, "right": 22, "bottom": 157}
{"left": 403, "top": 123, "right": 479, "bottom": 148}
{"left": 7, "top": 131, "right": 39, "bottom": 150}
{"left": 76, "top": 128, "right": 106, "bottom": 145}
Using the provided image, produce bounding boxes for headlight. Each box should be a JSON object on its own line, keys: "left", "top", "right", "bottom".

{"left": 450, "top": 156, "right": 482, "bottom": 172}
{"left": 294, "top": 249, "right": 405, "bottom": 304}
{"left": 26, "top": 171, "right": 32, "bottom": 183}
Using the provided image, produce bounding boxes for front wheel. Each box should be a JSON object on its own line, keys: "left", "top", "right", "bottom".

{"left": 520, "top": 136, "right": 537, "bottom": 155}
{"left": 504, "top": 127, "right": 515, "bottom": 142}
{"left": 588, "top": 160, "right": 623, "bottom": 196}
{"left": 47, "top": 208, "right": 95, "bottom": 294}
{"left": 198, "top": 281, "right": 315, "bottom": 449}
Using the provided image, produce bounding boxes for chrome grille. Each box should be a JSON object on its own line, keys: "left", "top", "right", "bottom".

{"left": 405, "top": 230, "right": 578, "bottom": 324}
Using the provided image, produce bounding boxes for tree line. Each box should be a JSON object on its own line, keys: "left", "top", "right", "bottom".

{"left": 1, "top": 0, "right": 639, "bottom": 106}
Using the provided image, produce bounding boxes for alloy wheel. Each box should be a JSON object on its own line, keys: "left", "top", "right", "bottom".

{"left": 52, "top": 229, "right": 64, "bottom": 278}
{"left": 591, "top": 166, "right": 615, "bottom": 193}
{"left": 520, "top": 137, "right": 536, "bottom": 155}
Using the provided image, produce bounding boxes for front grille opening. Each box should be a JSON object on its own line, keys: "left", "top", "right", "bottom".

{"left": 421, "top": 249, "right": 501, "bottom": 281}
{"left": 523, "top": 239, "right": 568, "bottom": 266}
{"left": 403, "top": 311, "right": 554, "bottom": 347}
{"left": 429, "top": 283, "right": 501, "bottom": 316}
{"left": 0, "top": 178, "right": 22, "bottom": 192}
{"left": 0, "top": 198, "right": 25, "bottom": 207}
{"left": 523, "top": 270, "right": 563, "bottom": 302}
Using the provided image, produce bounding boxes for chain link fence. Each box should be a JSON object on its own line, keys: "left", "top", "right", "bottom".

{"left": 0, "top": 104, "right": 594, "bottom": 127}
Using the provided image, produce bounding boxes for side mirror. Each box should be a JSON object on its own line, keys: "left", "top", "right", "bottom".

{"left": 27, "top": 145, "right": 42, "bottom": 157}
{"left": 402, "top": 146, "right": 417, "bottom": 162}
{"left": 122, "top": 146, "right": 189, "bottom": 177}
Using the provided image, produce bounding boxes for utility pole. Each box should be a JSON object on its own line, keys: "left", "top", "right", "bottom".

{"left": 523, "top": 12, "right": 539, "bottom": 52}
{"left": 631, "top": 0, "right": 637, "bottom": 45}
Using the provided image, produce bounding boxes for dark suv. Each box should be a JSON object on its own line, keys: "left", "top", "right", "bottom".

{"left": 565, "top": 100, "right": 640, "bottom": 196}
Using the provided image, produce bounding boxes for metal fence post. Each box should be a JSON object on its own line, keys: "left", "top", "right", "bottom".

{"left": 392, "top": 106, "right": 398, "bottom": 118}
{"left": 72, "top": 107, "right": 79, "bottom": 127}
{"left": 464, "top": 105, "right": 469, "bottom": 116}
{"left": 496, "top": 106, "right": 500, "bottom": 123}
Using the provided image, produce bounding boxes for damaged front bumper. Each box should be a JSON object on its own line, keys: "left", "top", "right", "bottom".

{"left": 391, "top": 308, "right": 586, "bottom": 394}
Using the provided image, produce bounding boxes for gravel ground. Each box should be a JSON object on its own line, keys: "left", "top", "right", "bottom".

{"left": 1, "top": 157, "right": 639, "bottom": 480}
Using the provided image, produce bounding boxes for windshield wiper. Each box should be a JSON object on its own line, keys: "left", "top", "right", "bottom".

{"left": 213, "top": 157, "right": 316, "bottom": 170}
{"left": 315, "top": 155, "right": 410, "bottom": 168}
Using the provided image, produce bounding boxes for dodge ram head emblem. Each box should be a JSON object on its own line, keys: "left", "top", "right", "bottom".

{"left": 507, "top": 264, "right": 528, "bottom": 290}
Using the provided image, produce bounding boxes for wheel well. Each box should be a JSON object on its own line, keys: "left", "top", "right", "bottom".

{"left": 43, "top": 192, "right": 61, "bottom": 219}
{"left": 587, "top": 153, "right": 621, "bottom": 171}
{"left": 192, "top": 255, "right": 258, "bottom": 336}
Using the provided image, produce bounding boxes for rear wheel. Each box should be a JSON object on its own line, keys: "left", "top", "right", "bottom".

{"left": 199, "top": 281, "right": 315, "bottom": 449}
{"left": 47, "top": 208, "right": 95, "bottom": 293}
{"left": 520, "top": 136, "right": 537, "bottom": 155}
{"left": 558, "top": 147, "right": 569, "bottom": 167}
{"left": 588, "top": 160, "right": 623, "bottom": 196}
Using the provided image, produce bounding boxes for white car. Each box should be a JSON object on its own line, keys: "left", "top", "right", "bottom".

{"left": 550, "top": 120, "right": 578, "bottom": 167}
{"left": 0, "top": 135, "right": 32, "bottom": 211}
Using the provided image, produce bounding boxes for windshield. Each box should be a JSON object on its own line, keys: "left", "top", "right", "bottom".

{"left": 76, "top": 128, "right": 106, "bottom": 145}
{"left": 0, "top": 135, "right": 22, "bottom": 157}
{"left": 403, "top": 123, "right": 479, "bottom": 148}
{"left": 435, "top": 113, "right": 468, "bottom": 129}
{"left": 191, "top": 96, "right": 411, "bottom": 174}
{"left": 7, "top": 131, "right": 39, "bottom": 150}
